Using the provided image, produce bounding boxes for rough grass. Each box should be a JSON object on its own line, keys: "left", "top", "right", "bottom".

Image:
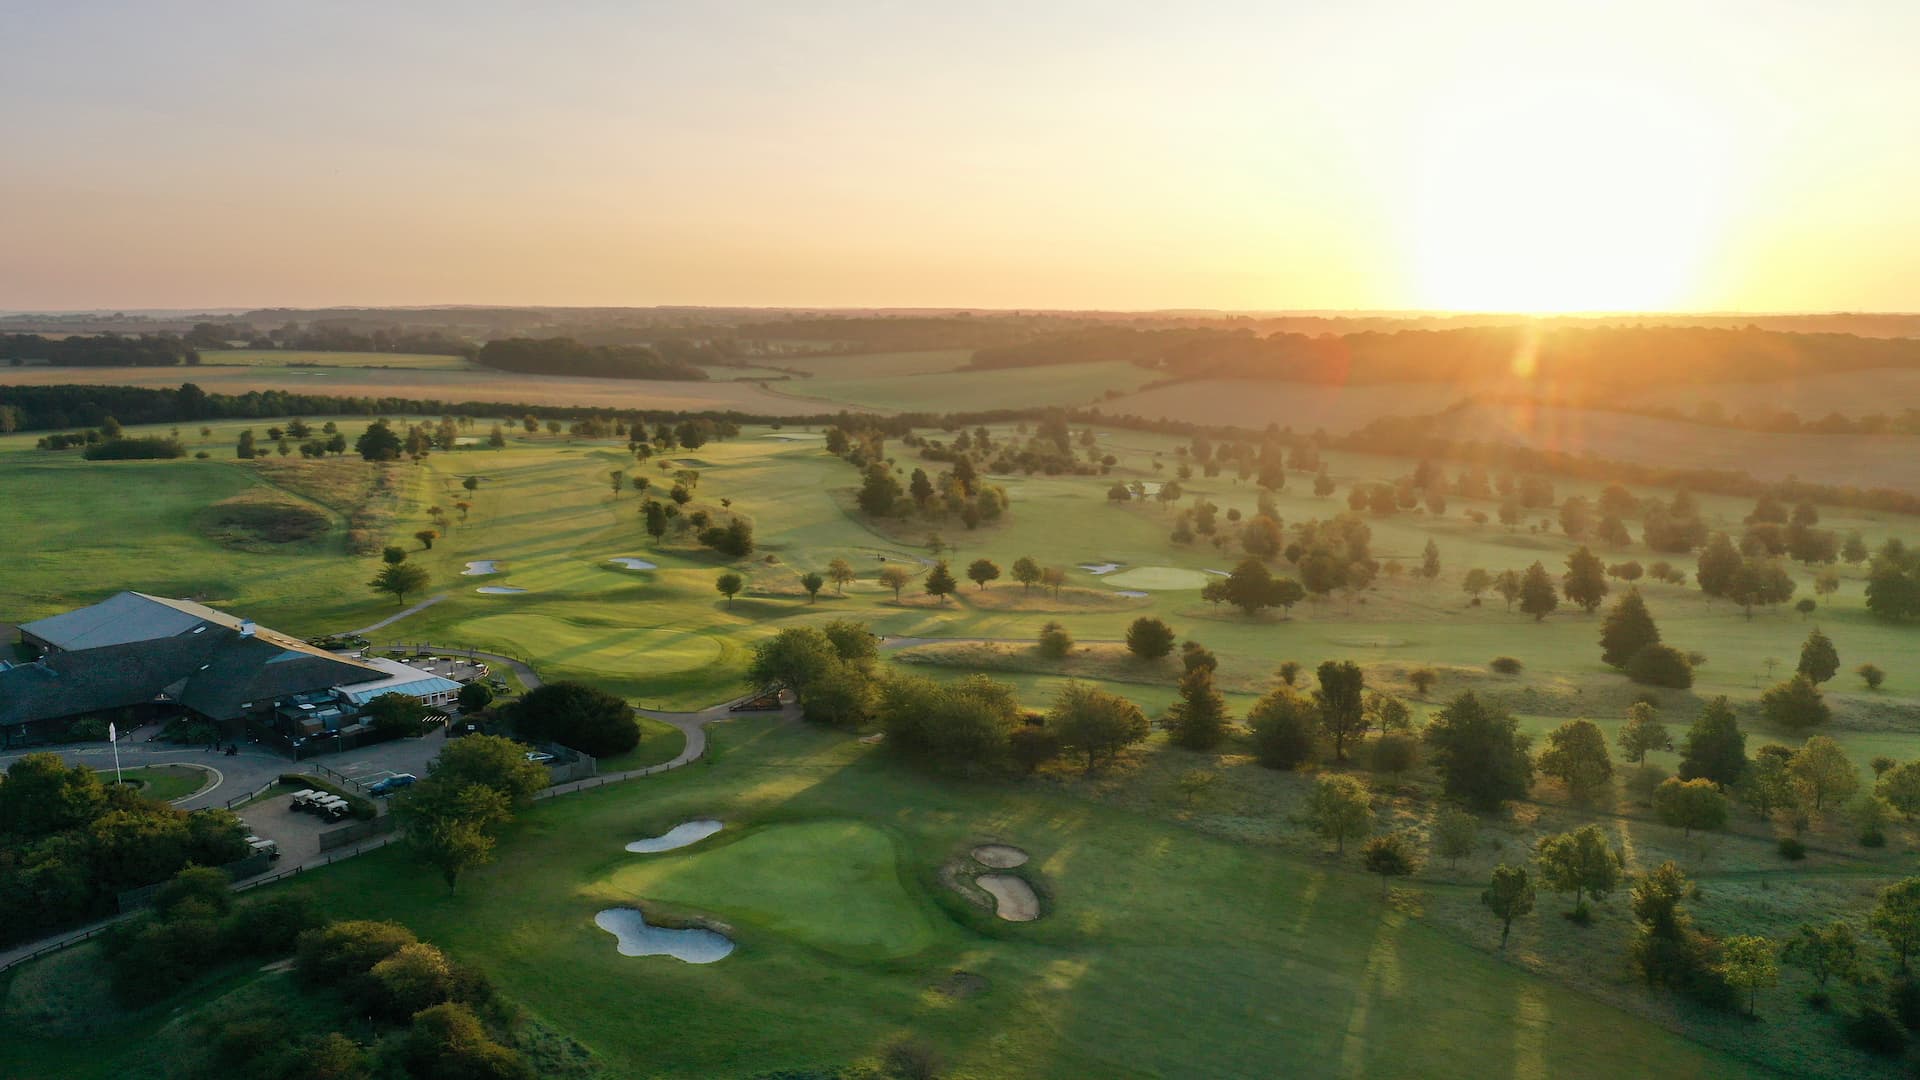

{"left": 193, "top": 491, "right": 333, "bottom": 550}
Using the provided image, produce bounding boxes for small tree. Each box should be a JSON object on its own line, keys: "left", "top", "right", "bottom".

{"left": 1125, "top": 617, "right": 1177, "bottom": 661}
{"left": 1049, "top": 681, "right": 1149, "bottom": 773}
{"left": 1482, "top": 864, "right": 1535, "bottom": 948}
{"left": 1877, "top": 761, "right": 1920, "bottom": 819}
{"left": 1537, "top": 719, "right": 1614, "bottom": 800}
{"left": 1788, "top": 735, "right": 1858, "bottom": 812}
{"left": 800, "top": 572, "right": 825, "bottom": 603}
{"left": 1535, "top": 824, "right": 1622, "bottom": 919}
{"left": 966, "top": 558, "right": 1001, "bottom": 591}
{"left": 923, "top": 561, "right": 958, "bottom": 603}
{"left": 414, "top": 529, "right": 438, "bottom": 550}
{"left": 1248, "top": 686, "right": 1317, "bottom": 770}
{"left": 827, "top": 557, "right": 856, "bottom": 595}
{"left": 1462, "top": 568, "right": 1492, "bottom": 604}
{"left": 1782, "top": 922, "right": 1863, "bottom": 997}
{"left": 1678, "top": 697, "right": 1747, "bottom": 788}
{"left": 370, "top": 563, "right": 430, "bottom": 606}
{"left": 1562, "top": 545, "right": 1609, "bottom": 612}
{"left": 1762, "top": 675, "right": 1830, "bottom": 733}
{"left": 1434, "top": 807, "right": 1478, "bottom": 868}
{"left": 382, "top": 545, "right": 408, "bottom": 566}
{"left": 715, "top": 572, "right": 744, "bottom": 608}
{"left": 1651, "top": 778, "right": 1729, "bottom": 837}
{"left": 1858, "top": 663, "right": 1886, "bottom": 690}
{"left": 1308, "top": 774, "right": 1374, "bottom": 853}
{"left": 1408, "top": 668, "right": 1437, "bottom": 697}
{"left": 1316, "top": 660, "right": 1368, "bottom": 761}
{"left": 1036, "top": 621, "right": 1074, "bottom": 659}
{"left": 1617, "top": 702, "right": 1671, "bottom": 767}
{"left": 1494, "top": 569, "right": 1523, "bottom": 611}
{"left": 1361, "top": 833, "right": 1419, "bottom": 898}
{"left": 1797, "top": 628, "right": 1840, "bottom": 684}
{"left": 1011, "top": 555, "right": 1042, "bottom": 592}
{"left": 1175, "top": 768, "right": 1218, "bottom": 809}
{"left": 1719, "top": 936, "right": 1778, "bottom": 1018}
{"left": 1599, "top": 588, "right": 1661, "bottom": 669}
{"left": 1423, "top": 691, "right": 1534, "bottom": 810}
{"left": 1872, "top": 878, "right": 1920, "bottom": 971}
{"left": 878, "top": 564, "right": 913, "bottom": 601}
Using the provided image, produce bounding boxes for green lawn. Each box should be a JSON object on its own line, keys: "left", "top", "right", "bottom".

{"left": 99, "top": 765, "right": 210, "bottom": 802}
{"left": 0, "top": 718, "right": 1769, "bottom": 1079}
{"left": 593, "top": 715, "right": 687, "bottom": 772}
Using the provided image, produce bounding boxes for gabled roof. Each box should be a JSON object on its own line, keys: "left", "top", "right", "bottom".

{"left": 17, "top": 592, "right": 245, "bottom": 651}
{"left": 1, "top": 596, "right": 388, "bottom": 726}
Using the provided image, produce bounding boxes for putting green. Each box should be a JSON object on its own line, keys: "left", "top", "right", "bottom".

{"left": 598, "top": 820, "right": 935, "bottom": 959}
{"left": 459, "top": 613, "right": 721, "bottom": 677}
{"left": 1102, "top": 565, "right": 1211, "bottom": 590}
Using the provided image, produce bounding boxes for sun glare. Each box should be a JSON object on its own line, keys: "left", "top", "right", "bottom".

{"left": 1406, "top": 78, "right": 1731, "bottom": 313}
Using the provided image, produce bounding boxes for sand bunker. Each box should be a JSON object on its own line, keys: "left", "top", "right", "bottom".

{"left": 461, "top": 560, "right": 502, "bottom": 576}
{"left": 1103, "top": 566, "right": 1211, "bottom": 590}
{"left": 1114, "top": 590, "right": 1149, "bottom": 599}
{"left": 594, "top": 908, "right": 733, "bottom": 964}
{"left": 1204, "top": 568, "right": 1230, "bottom": 577}
{"left": 626, "top": 819, "right": 722, "bottom": 853}
{"left": 1077, "top": 562, "right": 1124, "bottom": 575}
{"left": 971, "top": 844, "right": 1029, "bottom": 869}
{"left": 475, "top": 585, "right": 527, "bottom": 595}
{"left": 976, "top": 875, "right": 1040, "bottom": 922}
{"left": 607, "top": 557, "right": 658, "bottom": 570}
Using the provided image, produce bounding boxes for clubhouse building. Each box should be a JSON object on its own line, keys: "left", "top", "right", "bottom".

{"left": 0, "top": 592, "right": 461, "bottom": 753}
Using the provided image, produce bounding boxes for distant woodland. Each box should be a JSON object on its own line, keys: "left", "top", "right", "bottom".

{"left": 1, "top": 334, "right": 199, "bottom": 367}
{"left": 473, "top": 337, "right": 709, "bottom": 380}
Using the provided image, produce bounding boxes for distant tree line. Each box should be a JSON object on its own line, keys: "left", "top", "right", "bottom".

{"left": 474, "top": 337, "right": 709, "bottom": 380}
{"left": 183, "top": 319, "right": 476, "bottom": 356}
{"left": 1, "top": 333, "right": 199, "bottom": 367}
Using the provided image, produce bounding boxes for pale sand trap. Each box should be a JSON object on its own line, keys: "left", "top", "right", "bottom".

{"left": 1077, "top": 562, "right": 1124, "bottom": 575}
{"left": 475, "top": 585, "right": 527, "bottom": 594}
{"left": 461, "top": 560, "right": 502, "bottom": 576}
{"left": 977, "top": 875, "right": 1040, "bottom": 921}
{"left": 1103, "top": 566, "right": 1211, "bottom": 590}
{"left": 626, "top": 819, "right": 722, "bottom": 853}
{"left": 607, "top": 557, "right": 658, "bottom": 570}
{"left": 1113, "top": 590, "right": 1149, "bottom": 599}
{"left": 971, "top": 844, "right": 1029, "bottom": 869}
{"left": 1203, "top": 568, "right": 1230, "bottom": 577}
{"left": 594, "top": 908, "right": 733, "bottom": 963}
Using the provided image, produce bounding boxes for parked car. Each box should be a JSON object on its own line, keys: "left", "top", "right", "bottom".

{"left": 369, "top": 774, "right": 417, "bottom": 797}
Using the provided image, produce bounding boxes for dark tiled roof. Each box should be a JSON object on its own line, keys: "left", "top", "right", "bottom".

{"left": 1, "top": 603, "right": 386, "bottom": 727}
{"left": 17, "top": 592, "right": 244, "bottom": 651}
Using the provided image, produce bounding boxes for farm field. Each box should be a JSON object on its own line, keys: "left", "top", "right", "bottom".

{"left": 1625, "top": 366, "right": 1920, "bottom": 420}
{"left": 0, "top": 717, "right": 1770, "bottom": 1080}
{"left": 1100, "top": 377, "right": 1466, "bottom": 434}
{"left": 769, "top": 358, "right": 1160, "bottom": 413}
{"left": 772, "top": 348, "right": 974, "bottom": 377}
{"left": 5, "top": 405, "right": 1920, "bottom": 1076}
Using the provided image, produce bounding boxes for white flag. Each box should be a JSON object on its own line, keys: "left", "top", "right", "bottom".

{"left": 108, "top": 722, "right": 117, "bottom": 743}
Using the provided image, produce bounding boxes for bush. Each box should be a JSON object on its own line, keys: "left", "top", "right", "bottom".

{"left": 83, "top": 437, "right": 185, "bottom": 460}
{"left": 1248, "top": 687, "right": 1317, "bottom": 770}
{"left": 1489, "top": 656, "right": 1523, "bottom": 675}
{"left": 1890, "top": 975, "right": 1920, "bottom": 1031}
{"left": 295, "top": 919, "right": 418, "bottom": 987}
{"left": 1626, "top": 643, "right": 1694, "bottom": 689}
{"left": 226, "top": 893, "right": 324, "bottom": 956}
{"left": 1124, "top": 617, "right": 1176, "bottom": 661}
{"left": 505, "top": 682, "right": 639, "bottom": 757}
{"left": 1777, "top": 836, "right": 1807, "bottom": 861}
{"left": 1008, "top": 725, "right": 1062, "bottom": 773}
{"left": 1036, "top": 621, "right": 1073, "bottom": 659}
{"left": 64, "top": 717, "right": 110, "bottom": 741}
{"left": 1846, "top": 1004, "right": 1908, "bottom": 1055}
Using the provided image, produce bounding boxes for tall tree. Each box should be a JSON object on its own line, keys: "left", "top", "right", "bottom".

{"left": 827, "top": 557, "right": 856, "bottom": 594}
{"left": 1873, "top": 879, "right": 1920, "bottom": 971}
{"left": 1617, "top": 702, "right": 1671, "bottom": 766}
{"left": 1518, "top": 561, "right": 1558, "bottom": 621}
{"left": 369, "top": 563, "right": 430, "bottom": 605}
{"left": 1248, "top": 686, "right": 1318, "bottom": 770}
{"left": 1419, "top": 539, "right": 1442, "bottom": 580}
{"left": 1536, "top": 719, "right": 1614, "bottom": 800}
{"left": 1562, "top": 545, "right": 1609, "bottom": 612}
{"left": 1124, "top": 617, "right": 1177, "bottom": 661}
{"left": 1048, "top": 681, "right": 1149, "bottom": 774}
{"left": 1677, "top": 697, "right": 1747, "bottom": 788}
{"left": 1534, "top": 824, "right": 1622, "bottom": 919}
{"left": 715, "top": 571, "right": 744, "bottom": 607}
{"left": 966, "top": 558, "right": 1001, "bottom": 590}
{"left": 1167, "top": 665, "right": 1230, "bottom": 750}
{"left": 1482, "top": 864, "right": 1535, "bottom": 948}
{"left": 1599, "top": 588, "right": 1660, "bottom": 669}
{"left": 1011, "top": 556, "right": 1042, "bottom": 592}
{"left": 1788, "top": 736, "right": 1858, "bottom": 812}
{"left": 1307, "top": 774, "right": 1374, "bottom": 853}
{"left": 1423, "top": 692, "right": 1534, "bottom": 809}
{"left": 923, "top": 560, "right": 958, "bottom": 603}
{"left": 1315, "top": 660, "right": 1368, "bottom": 761}
{"left": 1493, "top": 569, "right": 1523, "bottom": 612}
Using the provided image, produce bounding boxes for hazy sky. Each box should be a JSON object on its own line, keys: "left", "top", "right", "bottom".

{"left": 3, "top": 1, "right": 1917, "bottom": 312}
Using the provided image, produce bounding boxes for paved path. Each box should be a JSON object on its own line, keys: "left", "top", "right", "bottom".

{"left": 0, "top": 647, "right": 776, "bottom": 975}
{"left": 349, "top": 593, "right": 449, "bottom": 636}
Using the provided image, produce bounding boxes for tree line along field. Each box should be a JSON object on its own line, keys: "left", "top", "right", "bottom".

{"left": 5, "top": 409, "right": 1920, "bottom": 1075}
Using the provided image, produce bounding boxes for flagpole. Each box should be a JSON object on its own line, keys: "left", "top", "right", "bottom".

{"left": 110, "top": 722, "right": 122, "bottom": 785}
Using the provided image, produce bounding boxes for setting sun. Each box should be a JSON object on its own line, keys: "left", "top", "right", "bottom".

{"left": 1405, "top": 77, "right": 1733, "bottom": 312}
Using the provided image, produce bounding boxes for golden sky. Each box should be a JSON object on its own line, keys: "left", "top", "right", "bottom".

{"left": 2, "top": 2, "right": 1916, "bottom": 313}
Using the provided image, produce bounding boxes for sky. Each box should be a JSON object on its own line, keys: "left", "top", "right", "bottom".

{"left": 2, "top": 1, "right": 1917, "bottom": 314}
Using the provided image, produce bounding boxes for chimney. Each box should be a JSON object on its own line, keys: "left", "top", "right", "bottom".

{"left": 240, "top": 619, "right": 256, "bottom": 637}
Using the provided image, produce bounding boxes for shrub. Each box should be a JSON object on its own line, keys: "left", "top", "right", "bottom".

{"left": 1846, "top": 1004, "right": 1908, "bottom": 1056}
{"left": 295, "top": 919, "right": 418, "bottom": 987}
{"left": 1124, "top": 617, "right": 1176, "bottom": 661}
{"left": 1008, "top": 725, "right": 1062, "bottom": 773}
{"left": 1626, "top": 644, "right": 1694, "bottom": 689}
{"left": 1248, "top": 687, "right": 1317, "bottom": 770}
{"left": 83, "top": 437, "right": 185, "bottom": 460}
{"left": 1777, "top": 836, "right": 1807, "bottom": 861}
{"left": 1036, "top": 621, "right": 1073, "bottom": 659}
{"left": 504, "top": 682, "right": 638, "bottom": 757}
{"left": 1489, "top": 656, "right": 1523, "bottom": 675}
{"left": 226, "top": 893, "right": 324, "bottom": 956}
